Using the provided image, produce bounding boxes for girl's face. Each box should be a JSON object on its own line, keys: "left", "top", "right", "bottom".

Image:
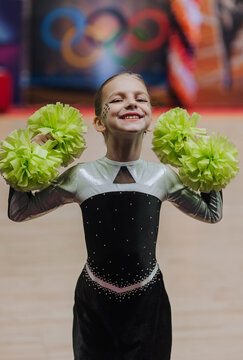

{"left": 96, "top": 74, "right": 152, "bottom": 136}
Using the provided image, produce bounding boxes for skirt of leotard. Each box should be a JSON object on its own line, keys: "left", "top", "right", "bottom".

{"left": 72, "top": 267, "right": 172, "bottom": 360}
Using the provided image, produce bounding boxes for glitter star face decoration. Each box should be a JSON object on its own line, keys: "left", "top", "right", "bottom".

{"left": 101, "top": 103, "right": 110, "bottom": 120}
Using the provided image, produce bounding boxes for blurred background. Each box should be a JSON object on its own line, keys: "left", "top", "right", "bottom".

{"left": 1, "top": 0, "right": 243, "bottom": 109}
{"left": 0, "top": 1, "right": 243, "bottom": 360}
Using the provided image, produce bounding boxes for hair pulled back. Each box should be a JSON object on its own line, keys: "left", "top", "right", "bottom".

{"left": 94, "top": 72, "right": 147, "bottom": 117}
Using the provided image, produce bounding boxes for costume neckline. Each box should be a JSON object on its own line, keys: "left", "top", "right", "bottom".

{"left": 102, "top": 156, "right": 142, "bottom": 166}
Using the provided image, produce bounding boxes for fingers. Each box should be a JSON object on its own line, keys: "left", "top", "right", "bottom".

{"left": 31, "top": 134, "right": 54, "bottom": 145}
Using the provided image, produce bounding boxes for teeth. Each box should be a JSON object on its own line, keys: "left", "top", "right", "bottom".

{"left": 123, "top": 115, "right": 140, "bottom": 119}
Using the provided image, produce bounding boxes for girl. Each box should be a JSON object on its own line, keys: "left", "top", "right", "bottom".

{"left": 8, "top": 72, "right": 223, "bottom": 360}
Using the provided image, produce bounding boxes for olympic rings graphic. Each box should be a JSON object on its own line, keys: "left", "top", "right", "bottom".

{"left": 41, "top": 8, "right": 87, "bottom": 51}
{"left": 87, "top": 8, "right": 127, "bottom": 46}
{"left": 62, "top": 26, "right": 102, "bottom": 68}
{"left": 87, "top": 8, "right": 143, "bottom": 67}
{"left": 127, "top": 9, "right": 170, "bottom": 51}
{"left": 40, "top": 6, "right": 170, "bottom": 69}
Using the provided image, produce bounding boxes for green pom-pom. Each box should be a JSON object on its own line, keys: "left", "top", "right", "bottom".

{"left": 0, "top": 129, "right": 62, "bottom": 191}
{"left": 179, "top": 133, "right": 240, "bottom": 192}
{"left": 152, "top": 107, "right": 206, "bottom": 167}
{"left": 27, "top": 102, "right": 88, "bottom": 166}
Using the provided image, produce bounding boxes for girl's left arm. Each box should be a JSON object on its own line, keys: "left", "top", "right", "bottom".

{"left": 165, "top": 167, "right": 223, "bottom": 224}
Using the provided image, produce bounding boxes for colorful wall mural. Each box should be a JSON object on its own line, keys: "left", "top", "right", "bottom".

{"left": 0, "top": 0, "right": 23, "bottom": 103}
{"left": 30, "top": 0, "right": 170, "bottom": 91}
{"left": 195, "top": 0, "right": 243, "bottom": 106}
{"left": 1, "top": 0, "right": 243, "bottom": 106}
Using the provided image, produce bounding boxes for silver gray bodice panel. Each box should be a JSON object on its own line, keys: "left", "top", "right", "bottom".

{"left": 8, "top": 156, "right": 223, "bottom": 223}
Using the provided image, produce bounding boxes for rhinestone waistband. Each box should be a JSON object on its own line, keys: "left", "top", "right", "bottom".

{"left": 85, "top": 263, "right": 159, "bottom": 294}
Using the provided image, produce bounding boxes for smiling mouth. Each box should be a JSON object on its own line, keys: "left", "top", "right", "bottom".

{"left": 120, "top": 113, "right": 143, "bottom": 121}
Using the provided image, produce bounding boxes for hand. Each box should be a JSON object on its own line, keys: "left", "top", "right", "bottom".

{"left": 31, "top": 133, "right": 54, "bottom": 145}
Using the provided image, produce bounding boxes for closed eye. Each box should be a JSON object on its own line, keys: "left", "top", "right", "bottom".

{"left": 110, "top": 98, "right": 122, "bottom": 103}
{"left": 137, "top": 98, "right": 148, "bottom": 102}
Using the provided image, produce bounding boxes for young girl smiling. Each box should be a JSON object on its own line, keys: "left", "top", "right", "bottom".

{"left": 8, "top": 73, "right": 223, "bottom": 360}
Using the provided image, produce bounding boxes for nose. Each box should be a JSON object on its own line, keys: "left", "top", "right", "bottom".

{"left": 124, "top": 97, "right": 137, "bottom": 109}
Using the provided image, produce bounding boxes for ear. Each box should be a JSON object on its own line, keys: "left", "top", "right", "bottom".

{"left": 93, "top": 116, "right": 106, "bottom": 133}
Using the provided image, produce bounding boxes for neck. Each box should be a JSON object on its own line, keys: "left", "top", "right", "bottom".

{"left": 105, "top": 133, "right": 144, "bottom": 162}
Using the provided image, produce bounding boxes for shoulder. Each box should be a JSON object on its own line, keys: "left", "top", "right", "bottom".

{"left": 138, "top": 159, "right": 173, "bottom": 185}
{"left": 141, "top": 159, "right": 184, "bottom": 193}
{"left": 59, "top": 159, "right": 99, "bottom": 176}
{"left": 57, "top": 163, "right": 84, "bottom": 180}
{"left": 57, "top": 158, "right": 108, "bottom": 184}
{"left": 140, "top": 159, "right": 171, "bottom": 176}
{"left": 50, "top": 160, "right": 99, "bottom": 196}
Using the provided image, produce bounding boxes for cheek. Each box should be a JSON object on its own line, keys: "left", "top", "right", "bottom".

{"left": 145, "top": 104, "right": 152, "bottom": 117}
{"left": 143, "top": 101, "right": 151, "bottom": 110}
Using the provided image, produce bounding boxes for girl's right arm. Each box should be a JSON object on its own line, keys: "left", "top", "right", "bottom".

{"left": 8, "top": 165, "right": 80, "bottom": 222}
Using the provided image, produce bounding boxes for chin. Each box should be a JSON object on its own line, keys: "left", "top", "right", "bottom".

{"left": 120, "top": 128, "right": 146, "bottom": 134}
